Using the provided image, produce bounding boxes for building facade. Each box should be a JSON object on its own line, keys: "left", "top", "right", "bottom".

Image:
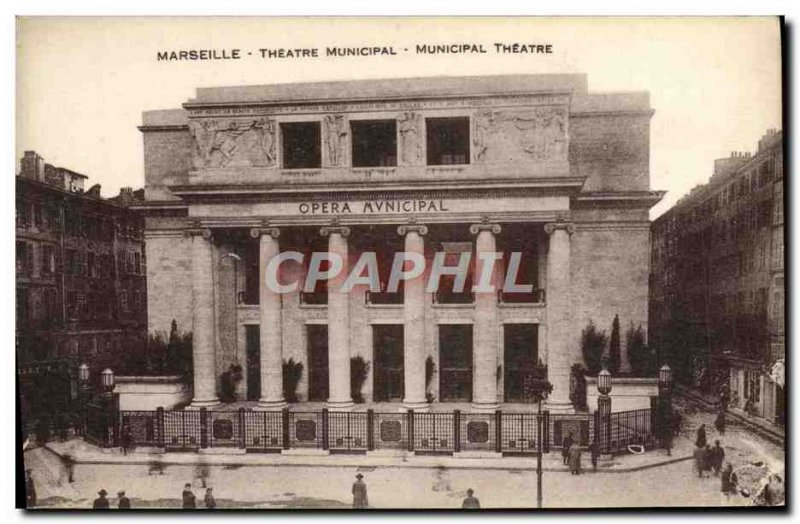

{"left": 138, "top": 74, "right": 662, "bottom": 412}
{"left": 16, "top": 151, "right": 148, "bottom": 366}
{"left": 650, "top": 130, "right": 784, "bottom": 425}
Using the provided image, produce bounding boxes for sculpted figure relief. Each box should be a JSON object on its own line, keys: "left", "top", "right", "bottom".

{"left": 470, "top": 107, "right": 568, "bottom": 163}
{"left": 398, "top": 112, "right": 422, "bottom": 164}
{"left": 189, "top": 117, "right": 277, "bottom": 169}
{"left": 325, "top": 115, "right": 348, "bottom": 166}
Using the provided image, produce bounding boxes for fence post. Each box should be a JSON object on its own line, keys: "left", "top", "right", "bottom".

{"left": 453, "top": 410, "right": 461, "bottom": 453}
{"left": 281, "top": 408, "right": 290, "bottom": 450}
{"left": 495, "top": 410, "right": 502, "bottom": 453}
{"left": 238, "top": 408, "right": 246, "bottom": 449}
{"left": 366, "top": 410, "right": 375, "bottom": 451}
{"left": 321, "top": 408, "right": 329, "bottom": 451}
{"left": 200, "top": 408, "right": 208, "bottom": 449}
{"left": 543, "top": 410, "right": 550, "bottom": 453}
{"left": 156, "top": 407, "right": 165, "bottom": 448}
{"left": 407, "top": 409, "right": 415, "bottom": 452}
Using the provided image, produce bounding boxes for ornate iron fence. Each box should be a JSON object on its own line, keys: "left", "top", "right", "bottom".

{"left": 84, "top": 405, "right": 655, "bottom": 456}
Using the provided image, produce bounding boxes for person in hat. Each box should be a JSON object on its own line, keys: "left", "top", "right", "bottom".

{"left": 93, "top": 489, "right": 110, "bottom": 509}
{"left": 352, "top": 473, "right": 368, "bottom": 509}
{"left": 117, "top": 490, "right": 131, "bottom": 509}
{"left": 204, "top": 487, "right": 216, "bottom": 509}
{"left": 25, "top": 470, "right": 36, "bottom": 508}
{"left": 182, "top": 483, "right": 196, "bottom": 509}
{"left": 461, "top": 488, "right": 481, "bottom": 509}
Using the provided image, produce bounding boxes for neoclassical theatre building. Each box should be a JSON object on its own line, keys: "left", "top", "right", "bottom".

{"left": 138, "top": 74, "right": 662, "bottom": 412}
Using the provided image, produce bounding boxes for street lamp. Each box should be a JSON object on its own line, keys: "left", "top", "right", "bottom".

{"left": 658, "top": 364, "right": 673, "bottom": 455}
{"left": 597, "top": 366, "right": 612, "bottom": 455}
{"left": 101, "top": 368, "right": 115, "bottom": 394}
{"left": 78, "top": 363, "right": 90, "bottom": 384}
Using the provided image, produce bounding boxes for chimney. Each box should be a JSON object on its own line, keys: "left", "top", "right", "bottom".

{"left": 20, "top": 151, "right": 44, "bottom": 182}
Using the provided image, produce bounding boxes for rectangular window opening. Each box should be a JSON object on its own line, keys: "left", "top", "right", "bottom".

{"left": 426, "top": 117, "right": 470, "bottom": 166}
{"left": 351, "top": 120, "right": 397, "bottom": 167}
{"left": 281, "top": 122, "right": 321, "bottom": 169}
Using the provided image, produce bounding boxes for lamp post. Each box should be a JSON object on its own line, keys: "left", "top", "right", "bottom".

{"left": 101, "top": 368, "right": 115, "bottom": 396}
{"left": 78, "top": 363, "right": 90, "bottom": 436}
{"left": 532, "top": 368, "right": 552, "bottom": 509}
{"left": 597, "top": 366, "right": 612, "bottom": 456}
{"left": 658, "top": 364, "right": 673, "bottom": 455}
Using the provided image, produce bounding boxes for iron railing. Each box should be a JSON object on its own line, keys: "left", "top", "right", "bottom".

{"left": 86, "top": 405, "right": 655, "bottom": 456}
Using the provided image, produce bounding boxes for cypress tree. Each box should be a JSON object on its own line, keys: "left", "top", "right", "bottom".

{"left": 609, "top": 314, "right": 621, "bottom": 373}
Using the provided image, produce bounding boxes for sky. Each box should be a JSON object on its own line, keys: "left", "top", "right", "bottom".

{"left": 15, "top": 17, "right": 782, "bottom": 218}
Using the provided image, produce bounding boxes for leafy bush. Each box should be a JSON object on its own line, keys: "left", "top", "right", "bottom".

{"left": 282, "top": 358, "right": 303, "bottom": 403}
{"left": 626, "top": 322, "right": 656, "bottom": 376}
{"left": 569, "top": 363, "right": 589, "bottom": 411}
{"left": 609, "top": 314, "right": 621, "bottom": 373}
{"left": 425, "top": 356, "right": 436, "bottom": 403}
{"left": 350, "top": 356, "right": 370, "bottom": 404}
{"left": 580, "top": 321, "right": 607, "bottom": 374}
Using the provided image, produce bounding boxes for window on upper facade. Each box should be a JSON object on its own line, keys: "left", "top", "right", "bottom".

{"left": 281, "top": 122, "right": 321, "bottom": 169}
{"left": 426, "top": 117, "right": 470, "bottom": 166}
{"left": 351, "top": 120, "right": 397, "bottom": 167}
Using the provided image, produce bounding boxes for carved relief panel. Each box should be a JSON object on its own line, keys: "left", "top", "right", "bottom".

{"left": 472, "top": 107, "right": 568, "bottom": 164}
{"left": 324, "top": 114, "right": 348, "bottom": 167}
{"left": 189, "top": 117, "right": 277, "bottom": 169}
{"left": 397, "top": 112, "right": 423, "bottom": 165}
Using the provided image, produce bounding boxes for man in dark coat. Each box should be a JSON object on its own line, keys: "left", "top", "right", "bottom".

{"left": 204, "top": 487, "right": 216, "bottom": 509}
{"left": 715, "top": 411, "right": 726, "bottom": 436}
{"left": 461, "top": 488, "right": 480, "bottom": 509}
{"left": 93, "top": 489, "right": 110, "bottom": 509}
{"left": 352, "top": 473, "right": 368, "bottom": 509}
{"left": 182, "top": 483, "right": 196, "bottom": 509}
{"left": 25, "top": 470, "right": 36, "bottom": 508}
{"left": 693, "top": 446, "right": 706, "bottom": 478}
{"left": 117, "top": 490, "right": 131, "bottom": 509}
{"left": 589, "top": 442, "right": 599, "bottom": 471}
{"left": 721, "top": 463, "right": 736, "bottom": 498}
{"left": 712, "top": 441, "right": 725, "bottom": 475}
{"left": 562, "top": 432, "right": 574, "bottom": 465}
{"left": 695, "top": 424, "right": 707, "bottom": 448}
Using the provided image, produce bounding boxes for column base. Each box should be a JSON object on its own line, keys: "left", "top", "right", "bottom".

{"left": 401, "top": 400, "right": 430, "bottom": 412}
{"left": 544, "top": 400, "right": 574, "bottom": 413}
{"left": 255, "top": 399, "right": 288, "bottom": 411}
{"left": 470, "top": 401, "right": 500, "bottom": 412}
{"left": 187, "top": 398, "right": 221, "bottom": 409}
{"left": 325, "top": 399, "right": 355, "bottom": 411}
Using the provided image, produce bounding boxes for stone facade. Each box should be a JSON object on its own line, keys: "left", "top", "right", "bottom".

{"left": 138, "top": 74, "right": 662, "bottom": 411}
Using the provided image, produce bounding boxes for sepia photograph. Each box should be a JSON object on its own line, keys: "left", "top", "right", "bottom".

{"left": 14, "top": 15, "right": 785, "bottom": 511}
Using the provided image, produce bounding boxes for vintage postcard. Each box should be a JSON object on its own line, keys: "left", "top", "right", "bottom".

{"left": 15, "top": 16, "right": 785, "bottom": 510}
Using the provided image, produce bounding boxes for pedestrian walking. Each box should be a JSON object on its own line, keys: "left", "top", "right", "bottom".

{"left": 589, "top": 441, "right": 599, "bottom": 471}
{"left": 712, "top": 440, "right": 725, "bottom": 475}
{"left": 93, "top": 489, "right": 110, "bottom": 509}
{"left": 182, "top": 483, "right": 196, "bottom": 509}
{"left": 703, "top": 444, "right": 713, "bottom": 476}
{"left": 352, "top": 473, "right": 368, "bottom": 509}
{"left": 204, "top": 488, "right": 216, "bottom": 509}
{"left": 120, "top": 424, "right": 132, "bottom": 456}
{"left": 721, "top": 463, "right": 736, "bottom": 499}
{"left": 117, "top": 490, "right": 130, "bottom": 509}
{"left": 461, "top": 488, "right": 481, "bottom": 509}
{"left": 695, "top": 424, "right": 707, "bottom": 448}
{"left": 568, "top": 442, "right": 582, "bottom": 475}
{"left": 25, "top": 470, "right": 36, "bottom": 508}
{"left": 715, "top": 411, "right": 726, "bottom": 436}
{"left": 693, "top": 445, "right": 705, "bottom": 478}
{"left": 562, "top": 432, "right": 574, "bottom": 465}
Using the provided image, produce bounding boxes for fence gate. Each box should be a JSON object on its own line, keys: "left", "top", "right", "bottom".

{"left": 163, "top": 410, "right": 201, "bottom": 451}
{"left": 413, "top": 412, "right": 455, "bottom": 454}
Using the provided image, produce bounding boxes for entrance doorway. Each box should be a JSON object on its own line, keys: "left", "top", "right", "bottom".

{"left": 245, "top": 325, "right": 260, "bottom": 401}
{"left": 373, "top": 325, "right": 404, "bottom": 402}
{"left": 307, "top": 325, "right": 329, "bottom": 401}
{"left": 503, "top": 324, "right": 539, "bottom": 402}
{"left": 439, "top": 325, "right": 472, "bottom": 402}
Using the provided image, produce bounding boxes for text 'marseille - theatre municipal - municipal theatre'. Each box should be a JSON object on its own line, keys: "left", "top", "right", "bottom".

{"left": 136, "top": 74, "right": 664, "bottom": 412}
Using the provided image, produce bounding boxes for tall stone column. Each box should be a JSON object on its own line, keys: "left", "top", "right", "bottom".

{"left": 469, "top": 222, "right": 502, "bottom": 412}
{"left": 543, "top": 220, "right": 576, "bottom": 411}
{"left": 321, "top": 224, "right": 353, "bottom": 410}
{"left": 251, "top": 227, "right": 287, "bottom": 410}
{"left": 398, "top": 224, "right": 429, "bottom": 411}
{"left": 187, "top": 228, "right": 220, "bottom": 408}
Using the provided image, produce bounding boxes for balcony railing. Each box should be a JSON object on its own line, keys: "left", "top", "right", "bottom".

{"left": 498, "top": 288, "right": 546, "bottom": 305}
{"left": 433, "top": 290, "right": 475, "bottom": 305}
{"left": 365, "top": 290, "right": 404, "bottom": 306}
{"left": 300, "top": 291, "right": 328, "bottom": 306}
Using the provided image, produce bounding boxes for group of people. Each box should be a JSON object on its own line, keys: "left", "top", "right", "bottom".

{"left": 692, "top": 425, "right": 726, "bottom": 478}
{"left": 351, "top": 473, "right": 482, "bottom": 509}
{"left": 90, "top": 483, "right": 217, "bottom": 509}
{"left": 182, "top": 483, "right": 216, "bottom": 509}
{"left": 561, "top": 432, "right": 587, "bottom": 475}
{"left": 91, "top": 489, "right": 130, "bottom": 509}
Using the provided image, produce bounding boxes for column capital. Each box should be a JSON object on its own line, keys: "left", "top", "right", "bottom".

{"left": 397, "top": 224, "right": 428, "bottom": 237}
{"left": 185, "top": 228, "right": 213, "bottom": 240}
{"left": 469, "top": 223, "right": 502, "bottom": 236}
{"left": 250, "top": 227, "right": 281, "bottom": 239}
{"left": 544, "top": 221, "right": 576, "bottom": 236}
{"left": 320, "top": 225, "right": 351, "bottom": 238}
